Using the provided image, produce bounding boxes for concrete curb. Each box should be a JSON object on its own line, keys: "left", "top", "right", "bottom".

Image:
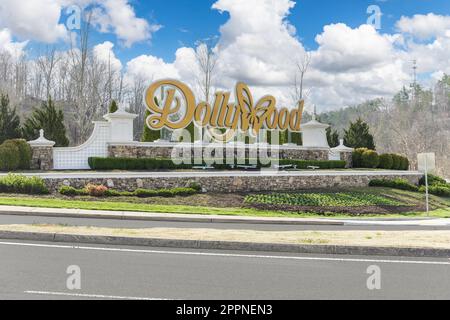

{"left": 1, "top": 230, "right": 449, "bottom": 258}
{"left": 0, "top": 206, "right": 345, "bottom": 226}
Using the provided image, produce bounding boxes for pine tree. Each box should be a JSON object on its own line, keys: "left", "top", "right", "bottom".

{"left": 0, "top": 94, "right": 21, "bottom": 144}
{"left": 326, "top": 127, "right": 339, "bottom": 147}
{"left": 343, "top": 118, "right": 375, "bottom": 150}
{"left": 185, "top": 121, "right": 195, "bottom": 142}
{"left": 109, "top": 100, "right": 118, "bottom": 113}
{"left": 22, "top": 97, "right": 69, "bottom": 147}
{"left": 291, "top": 131, "right": 302, "bottom": 145}
{"left": 141, "top": 97, "right": 161, "bottom": 142}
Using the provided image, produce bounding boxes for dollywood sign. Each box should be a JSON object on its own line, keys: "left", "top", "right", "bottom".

{"left": 144, "top": 79, "right": 304, "bottom": 140}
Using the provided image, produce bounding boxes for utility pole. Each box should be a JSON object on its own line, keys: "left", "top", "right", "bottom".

{"left": 411, "top": 59, "right": 418, "bottom": 100}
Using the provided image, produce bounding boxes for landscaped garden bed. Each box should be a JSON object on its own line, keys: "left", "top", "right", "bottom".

{"left": 243, "top": 191, "right": 420, "bottom": 214}
{"left": 0, "top": 186, "right": 448, "bottom": 218}
{"left": 0, "top": 172, "right": 448, "bottom": 217}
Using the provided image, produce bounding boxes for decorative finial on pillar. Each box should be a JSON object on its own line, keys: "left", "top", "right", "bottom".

{"left": 28, "top": 128, "right": 55, "bottom": 147}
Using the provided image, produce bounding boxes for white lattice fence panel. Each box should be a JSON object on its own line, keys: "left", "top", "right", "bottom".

{"left": 53, "top": 122, "right": 111, "bottom": 170}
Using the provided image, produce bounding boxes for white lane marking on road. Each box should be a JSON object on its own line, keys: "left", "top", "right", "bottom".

{"left": 1, "top": 241, "right": 450, "bottom": 266}
{"left": 24, "top": 290, "right": 169, "bottom": 300}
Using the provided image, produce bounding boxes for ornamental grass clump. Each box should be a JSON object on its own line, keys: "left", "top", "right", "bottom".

{"left": 0, "top": 173, "right": 49, "bottom": 194}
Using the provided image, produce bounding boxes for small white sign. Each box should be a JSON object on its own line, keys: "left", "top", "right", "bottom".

{"left": 417, "top": 153, "right": 436, "bottom": 173}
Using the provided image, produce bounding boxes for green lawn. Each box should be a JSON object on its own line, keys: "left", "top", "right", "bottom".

{"left": 0, "top": 189, "right": 448, "bottom": 219}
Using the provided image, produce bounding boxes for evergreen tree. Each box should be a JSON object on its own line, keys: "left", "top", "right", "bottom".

{"left": 185, "top": 121, "right": 195, "bottom": 142}
{"left": 0, "top": 94, "right": 21, "bottom": 144}
{"left": 141, "top": 97, "right": 161, "bottom": 142}
{"left": 291, "top": 131, "right": 302, "bottom": 145}
{"left": 343, "top": 118, "right": 375, "bottom": 150}
{"left": 109, "top": 100, "right": 118, "bottom": 113}
{"left": 22, "top": 97, "right": 69, "bottom": 147}
{"left": 267, "top": 130, "right": 288, "bottom": 145}
{"left": 326, "top": 127, "right": 339, "bottom": 147}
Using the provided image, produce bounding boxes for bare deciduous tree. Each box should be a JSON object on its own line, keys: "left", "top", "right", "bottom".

{"left": 194, "top": 41, "right": 217, "bottom": 103}
{"left": 292, "top": 51, "right": 311, "bottom": 104}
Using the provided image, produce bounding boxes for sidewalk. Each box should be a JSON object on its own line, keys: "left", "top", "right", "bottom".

{"left": 0, "top": 205, "right": 449, "bottom": 227}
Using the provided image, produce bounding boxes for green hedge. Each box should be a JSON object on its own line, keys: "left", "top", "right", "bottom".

{"left": 59, "top": 186, "right": 88, "bottom": 196}
{"left": 89, "top": 157, "right": 347, "bottom": 171}
{"left": 59, "top": 185, "right": 199, "bottom": 198}
{"left": 369, "top": 178, "right": 419, "bottom": 192}
{"left": 88, "top": 157, "right": 193, "bottom": 170}
{"left": 0, "top": 174, "right": 49, "bottom": 194}
{"left": 279, "top": 159, "right": 346, "bottom": 169}
{"left": 353, "top": 149, "right": 409, "bottom": 170}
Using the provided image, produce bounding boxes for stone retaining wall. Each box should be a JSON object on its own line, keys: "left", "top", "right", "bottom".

{"left": 44, "top": 172, "right": 422, "bottom": 193}
{"left": 108, "top": 143, "right": 332, "bottom": 162}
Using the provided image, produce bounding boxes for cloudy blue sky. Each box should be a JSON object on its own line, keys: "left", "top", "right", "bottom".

{"left": 1, "top": 0, "right": 450, "bottom": 110}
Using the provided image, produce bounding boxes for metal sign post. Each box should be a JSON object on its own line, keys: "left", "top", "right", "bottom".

{"left": 417, "top": 153, "right": 436, "bottom": 217}
{"left": 424, "top": 156, "right": 429, "bottom": 216}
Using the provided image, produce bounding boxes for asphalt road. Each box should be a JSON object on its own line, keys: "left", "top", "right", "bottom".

{"left": 1, "top": 213, "right": 450, "bottom": 231}
{"left": 1, "top": 240, "right": 450, "bottom": 300}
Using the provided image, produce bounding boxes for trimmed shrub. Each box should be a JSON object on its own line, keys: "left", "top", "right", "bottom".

{"left": 171, "top": 187, "right": 199, "bottom": 196}
{"left": 59, "top": 186, "right": 88, "bottom": 196}
{"left": 134, "top": 187, "right": 198, "bottom": 198}
{"left": 0, "top": 143, "right": 20, "bottom": 171}
{"left": 58, "top": 185, "right": 199, "bottom": 198}
{"left": 391, "top": 154, "right": 402, "bottom": 170}
{"left": 104, "top": 189, "right": 134, "bottom": 197}
{"left": 419, "top": 174, "right": 448, "bottom": 187}
{"left": 2, "top": 139, "right": 32, "bottom": 170}
{"left": 369, "top": 178, "right": 419, "bottom": 192}
{"left": 135, "top": 188, "right": 161, "bottom": 198}
{"left": 188, "top": 182, "right": 202, "bottom": 192}
{"left": 352, "top": 148, "right": 369, "bottom": 168}
{"left": 378, "top": 154, "right": 393, "bottom": 169}
{"left": 361, "top": 150, "right": 380, "bottom": 168}
{"left": 0, "top": 174, "right": 49, "bottom": 194}
{"left": 400, "top": 156, "right": 409, "bottom": 170}
{"left": 420, "top": 185, "right": 450, "bottom": 197}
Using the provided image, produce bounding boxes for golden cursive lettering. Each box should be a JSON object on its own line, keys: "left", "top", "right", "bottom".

{"left": 144, "top": 79, "right": 304, "bottom": 137}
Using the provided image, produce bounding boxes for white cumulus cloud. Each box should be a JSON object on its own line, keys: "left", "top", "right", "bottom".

{"left": 91, "top": 0, "right": 161, "bottom": 47}
{"left": 0, "top": 28, "right": 28, "bottom": 57}
{"left": 397, "top": 13, "right": 450, "bottom": 40}
{"left": 0, "top": 0, "right": 68, "bottom": 43}
{"left": 93, "top": 41, "right": 122, "bottom": 71}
